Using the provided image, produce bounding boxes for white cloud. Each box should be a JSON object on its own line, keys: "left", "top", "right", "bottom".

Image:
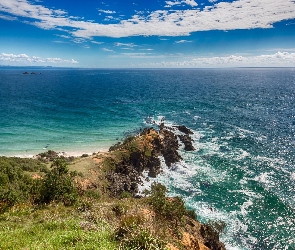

{"left": 0, "top": 53, "right": 78, "bottom": 65}
{"left": 0, "top": 0, "right": 295, "bottom": 38}
{"left": 165, "top": 1, "right": 182, "bottom": 7}
{"left": 140, "top": 48, "right": 154, "bottom": 51}
{"left": 165, "top": 0, "right": 197, "bottom": 7}
{"left": 142, "top": 52, "right": 295, "bottom": 67}
{"left": 117, "top": 52, "right": 160, "bottom": 59}
{"left": 98, "top": 9, "right": 116, "bottom": 14}
{"left": 0, "top": 13, "right": 17, "bottom": 20}
{"left": 56, "top": 34, "right": 71, "bottom": 39}
{"left": 91, "top": 41, "right": 104, "bottom": 44}
{"left": 184, "top": 0, "right": 198, "bottom": 7}
{"left": 73, "top": 38, "right": 86, "bottom": 44}
{"left": 175, "top": 39, "right": 192, "bottom": 43}
{"left": 114, "top": 42, "right": 138, "bottom": 47}
{"left": 102, "top": 48, "right": 114, "bottom": 52}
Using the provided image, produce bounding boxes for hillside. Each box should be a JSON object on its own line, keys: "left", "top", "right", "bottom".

{"left": 0, "top": 124, "right": 226, "bottom": 250}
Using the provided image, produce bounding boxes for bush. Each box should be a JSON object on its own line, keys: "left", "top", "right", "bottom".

{"left": 0, "top": 158, "right": 36, "bottom": 212}
{"left": 35, "top": 159, "right": 78, "bottom": 206}
{"left": 115, "top": 215, "right": 166, "bottom": 250}
{"left": 119, "top": 191, "right": 133, "bottom": 199}
{"left": 119, "top": 229, "right": 167, "bottom": 250}
{"left": 112, "top": 203, "right": 128, "bottom": 217}
{"left": 207, "top": 220, "right": 226, "bottom": 236}
{"left": 147, "top": 183, "right": 187, "bottom": 224}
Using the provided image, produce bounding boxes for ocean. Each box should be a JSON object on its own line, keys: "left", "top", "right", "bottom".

{"left": 0, "top": 68, "right": 294, "bottom": 249}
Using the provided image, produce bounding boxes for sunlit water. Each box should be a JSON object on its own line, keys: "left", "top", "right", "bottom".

{"left": 1, "top": 68, "right": 295, "bottom": 249}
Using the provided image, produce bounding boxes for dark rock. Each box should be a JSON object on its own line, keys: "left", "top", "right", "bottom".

{"left": 106, "top": 165, "right": 140, "bottom": 197}
{"left": 147, "top": 156, "right": 161, "bottom": 177}
{"left": 160, "top": 128, "right": 182, "bottom": 167}
{"left": 176, "top": 125, "right": 194, "bottom": 135}
{"left": 200, "top": 224, "right": 226, "bottom": 250}
{"left": 178, "top": 134, "right": 195, "bottom": 151}
{"left": 184, "top": 217, "right": 226, "bottom": 250}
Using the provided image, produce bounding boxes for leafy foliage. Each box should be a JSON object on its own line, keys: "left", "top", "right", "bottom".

{"left": 116, "top": 215, "right": 167, "bottom": 250}
{"left": 147, "top": 183, "right": 187, "bottom": 224}
{"left": 35, "top": 159, "right": 78, "bottom": 206}
{"left": 0, "top": 157, "right": 45, "bottom": 211}
{"left": 207, "top": 219, "right": 226, "bottom": 236}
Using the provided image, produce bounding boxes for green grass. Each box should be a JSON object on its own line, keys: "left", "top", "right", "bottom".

{"left": 0, "top": 204, "right": 118, "bottom": 250}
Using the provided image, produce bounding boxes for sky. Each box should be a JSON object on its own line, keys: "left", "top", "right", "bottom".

{"left": 0, "top": 0, "right": 295, "bottom": 68}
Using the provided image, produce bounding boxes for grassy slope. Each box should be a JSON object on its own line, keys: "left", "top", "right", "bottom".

{"left": 0, "top": 202, "right": 117, "bottom": 249}
{"left": 0, "top": 131, "right": 225, "bottom": 250}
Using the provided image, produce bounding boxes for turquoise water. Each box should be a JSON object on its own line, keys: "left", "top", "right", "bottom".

{"left": 1, "top": 68, "right": 295, "bottom": 249}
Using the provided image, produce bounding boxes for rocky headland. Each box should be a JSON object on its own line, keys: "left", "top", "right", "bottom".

{"left": 0, "top": 123, "right": 225, "bottom": 250}
{"left": 101, "top": 123, "right": 225, "bottom": 249}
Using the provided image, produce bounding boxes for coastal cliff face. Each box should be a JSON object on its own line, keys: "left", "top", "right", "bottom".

{"left": 102, "top": 124, "right": 225, "bottom": 250}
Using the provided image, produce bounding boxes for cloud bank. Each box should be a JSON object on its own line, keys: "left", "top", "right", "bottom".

{"left": 144, "top": 52, "right": 295, "bottom": 68}
{"left": 0, "top": 53, "right": 78, "bottom": 65}
{"left": 0, "top": 0, "right": 295, "bottom": 38}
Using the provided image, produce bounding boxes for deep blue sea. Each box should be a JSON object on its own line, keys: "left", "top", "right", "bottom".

{"left": 1, "top": 68, "right": 295, "bottom": 249}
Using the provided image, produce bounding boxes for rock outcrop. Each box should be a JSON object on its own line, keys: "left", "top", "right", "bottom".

{"left": 159, "top": 127, "right": 183, "bottom": 166}
{"left": 106, "top": 124, "right": 195, "bottom": 197}
{"left": 178, "top": 134, "right": 195, "bottom": 151}
{"left": 184, "top": 217, "right": 226, "bottom": 250}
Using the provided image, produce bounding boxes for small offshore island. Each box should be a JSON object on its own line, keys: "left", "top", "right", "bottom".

{"left": 0, "top": 124, "right": 226, "bottom": 250}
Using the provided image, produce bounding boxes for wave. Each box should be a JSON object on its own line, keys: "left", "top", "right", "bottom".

{"left": 140, "top": 115, "right": 295, "bottom": 250}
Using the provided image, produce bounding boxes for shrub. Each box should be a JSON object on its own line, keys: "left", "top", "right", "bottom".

{"left": 119, "top": 229, "right": 167, "bottom": 250}
{"left": 84, "top": 189, "right": 101, "bottom": 200}
{"left": 115, "top": 215, "right": 166, "bottom": 250}
{"left": 207, "top": 220, "right": 226, "bottom": 236}
{"left": 147, "top": 183, "right": 187, "bottom": 224}
{"left": 119, "top": 191, "right": 133, "bottom": 199}
{"left": 35, "top": 159, "right": 78, "bottom": 206}
{"left": 0, "top": 158, "right": 36, "bottom": 212}
{"left": 112, "top": 203, "right": 128, "bottom": 217}
{"left": 185, "top": 208, "right": 197, "bottom": 220}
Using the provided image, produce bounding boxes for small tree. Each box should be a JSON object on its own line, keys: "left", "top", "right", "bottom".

{"left": 36, "top": 159, "right": 78, "bottom": 206}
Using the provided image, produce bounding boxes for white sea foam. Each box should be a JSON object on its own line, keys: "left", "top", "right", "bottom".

{"left": 253, "top": 172, "right": 273, "bottom": 186}
{"left": 236, "top": 149, "right": 250, "bottom": 160}
{"left": 139, "top": 117, "right": 293, "bottom": 250}
{"left": 240, "top": 199, "right": 253, "bottom": 216}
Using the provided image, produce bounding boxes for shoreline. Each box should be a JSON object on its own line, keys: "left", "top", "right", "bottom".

{"left": 0, "top": 146, "right": 111, "bottom": 159}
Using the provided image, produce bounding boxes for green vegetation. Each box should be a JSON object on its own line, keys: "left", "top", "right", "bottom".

{"left": 34, "top": 159, "right": 79, "bottom": 206}
{"left": 0, "top": 156, "right": 47, "bottom": 212}
{"left": 207, "top": 219, "right": 227, "bottom": 239}
{"left": 0, "top": 137, "right": 225, "bottom": 250}
{"left": 116, "top": 214, "right": 167, "bottom": 250}
{"left": 147, "top": 182, "right": 197, "bottom": 223}
{"left": 0, "top": 203, "right": 118, "bottom": 249}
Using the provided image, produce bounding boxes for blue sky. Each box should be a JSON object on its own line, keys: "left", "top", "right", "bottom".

{"left": 0, "top": 0, "right": 295, "bottom": 68}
